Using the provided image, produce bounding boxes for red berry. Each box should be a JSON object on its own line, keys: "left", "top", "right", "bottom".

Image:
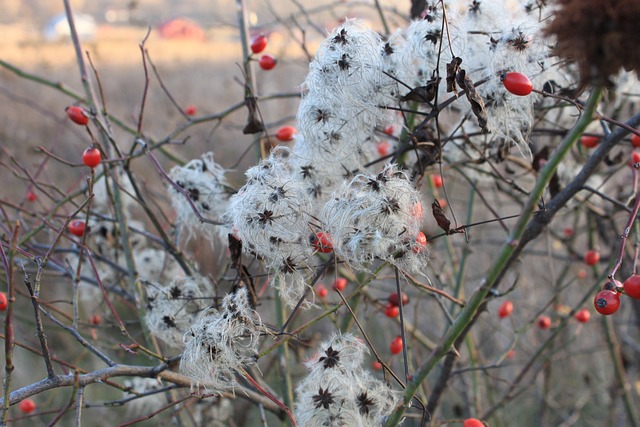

{"left": 184, "top": 105, "right": 197, "bottom": 116}
{"left": 388, "top": 292, "right": 409, "bottom": 307}
{"left": 258, "top": 54, "right": 277, "bottom": 70}
{"left": 310, "top": 232, "right": 333, "bottom": 253}
{"left": 594, "top": 290, "right": 621, "bottom": 315}
{"left": 384, "top": 304, "right": 399, "bottom": 318}
{"left": 383, "top": 125, "right": 394, "bottom": 136}
{"left": 19, "top": 398, "right": 36, "bottom": 414}
{"left": 372, "top": 361, "right": 383, "bottom": 371}
{"left": 250, "top": 34, "right": 268, "bottom": 54}
{"left": 577, "top": 269, "right": 588, "bottom": 279}
{"left": 332, "top": 277, "right": 348, "bottom": 291}
{"left": 376, "top": 140, "right": 391, "bottom": 156}
{"left": 583, "top": 250, "right": 600, "bottom": 266}
{"left": 498, "top": 300, "right": 513, "bottom": 319}
{"left": 537, "top": 315, "right": 551, "bottom": 329}
{"left": 82, "top": 147, "right": 101, "bottom": 168}
{"left": 563, "top": 227, "right": 574, "bottom": 237}
{"left": 632, "top": 151, "right": 640, "bottom": 166}
{"left": 623, "top": 274, "right": 640, "bottom": 299}
{"left": 316, "top": 284, "right": 328, "bottom": 298}
{"left": 574, "top": 309, "right": 591, "bottom": 323}
{"left": 389, "top": 336, "right": 403, "bottom": 355}
{"left": 66, "top": 105, "right": 89, "bottom": 125}
{"left": 276, "top": 125, "right": 296, "bottom": 142}
{"left": 632, "top": 131, "right": 640, "bottom": 148}
{"left": 506, "top": 349, "right": 516, "bottom": 359}
{"left": 413, "top": 231, "right": 427, "bottom": 254}
{"left": 68, "top": 219, "right": 86, "bottom": 237}
{"left": 26, "top": 191, "right": 37, "bottom": 202}
{"left": 0, "top": 292, "right": 7, "bottom": 311}
{"left": 431, "top": 174, "right": 443, "bottom": 188}
{"left": 89, "top": 314, "right": 102, "bottom": 325}
{"left": 502, "top": 72, "right": 533, "bottom": 96}
{"left": 463, "top": 418, "right": 485, "bottom": 427}
{"left": 580, "top": 135, "right": 600, "bottom": 148}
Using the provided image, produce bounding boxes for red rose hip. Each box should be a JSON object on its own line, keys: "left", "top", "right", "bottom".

{"left": 68, "top": 220, "right": 86, "bottom": 237}
{"left": 594, "top": 290, "right": 620, "bottom": 315}
{"left": 19, "top": 398, "right": 36, "bottom": 414}
{"left": 584, "top": 250, "right": 600, "bottom": 266}
{"left": 623, "top": 274, "right": 640, "bottom": 299}
{"left": 276, "top": 125, "right": 296, "bottom": 142}
{"left": 82, "top": 147, "right": 101, "bottom": 168}
{"left": 66, "top": 105, "right": 89, "bottom": 125}
{"left": 258, "top": 54, "right": 277, "bottom": 70}
{"left": 498, "top": 300, "right": 513, "bottom": 318}
{"left": 389, "top": 336, "right": 403, "bottom": 354}
{"left": 574, "top": 309, "right": 590, "bottom": 323}
{"left": 250, "top": 34, "right": 268, "bottom": 54}
{"left": 502, "top": 72, "right": 533, "bottom": 96}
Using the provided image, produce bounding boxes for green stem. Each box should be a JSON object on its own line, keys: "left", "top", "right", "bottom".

{"left": 385, "top": 86, "right": 604, "bottom": 426}
{"left": 274, "top": 287, "right": 294, "bottom": 419}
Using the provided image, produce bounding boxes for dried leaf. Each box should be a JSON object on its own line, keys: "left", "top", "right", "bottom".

{"left": 604, "top": 151, "right": 624, "bottom": 166}
{"left": 243, "top": 96, "right": 264, "bottom": 134}
{"left": 446, "top": 57, "right": 462, "bottom": 93}
{"left": 456, "top": 69, "right": 488, "bottom": 133}
{"left": 532, "top": 147, "right": 562, "bottom": 198}
{"left": 228, "top": 233, "right": 243, "bottom": 268}
{"left": 432, "top": 199, "right": 451, "bottom": 234}
{"left": 228, "top": 234, "right": 257, "bottom": 308}
{"left": 401, "top": 77, "right": 441, "bottom": 103}
{"left": 532, "top": 146, "right": 549, "bottom": 172}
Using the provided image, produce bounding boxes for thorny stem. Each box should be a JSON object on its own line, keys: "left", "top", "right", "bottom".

{"left": 602, "top": 315, "right": 640, "bottom": 427}
{"left": 241, "top": 369, "right": 298, "bottom": 427}
{"left": 394, "top": 267, "right": 410, "bottom": 383}
{"left": 385, "top": 86, "right": 605, "bottom": 426}
{"left": 1, "top": 223, "right": 19, "bottom": 424}
{"left": 274, "top": 287, "right": 295, "bottom": 419}
{"left": 22, "top": 264, "right": 56, "bottom": 378}
{"left": 608, "top": 181, "right": 640, "bottom": 283}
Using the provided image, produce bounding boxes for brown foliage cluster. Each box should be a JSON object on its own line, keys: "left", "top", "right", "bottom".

{"left": 544, "top": 0, "right": 640, "bottom": 88}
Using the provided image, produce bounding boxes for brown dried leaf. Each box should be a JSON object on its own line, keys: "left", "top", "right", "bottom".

{"left": 401, "top": 77, "right": 441, "bottom": 103}
{"left": 456, "top": 69, "right": 488, "bottom": 133}
{"left": 532, "top": 146, "right": 549, "bottom": 172}
{"left": 446, "top": 57, "right": 462, "bottom": 93}
{"left": 432, "top": 199, "right": 451, "bottom": 234}
{"left": 228, "top": 234, "right": 257, "bottom": 307}
{"left": 243, "top": 96, "right": 264, "bottom": 134}
{"left": 228, "top": 233, "right": 243, "bottom": 267}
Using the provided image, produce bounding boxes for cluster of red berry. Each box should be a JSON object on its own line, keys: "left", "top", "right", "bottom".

{"left": 594, "top": 275, "right": 640, "bottom": 316}
{"left": 384, "top": 291, "right": 409, "bottom": 318}
{"left": 250, "top": 34, "right": 277, "bottom": 71}
{"left": 498, "top": 299, "right": 590, "bottom": 327}
{"left": 314, "top": 277, "right": 348, "bottom": 299}
{"left": 65, "top": 106, "right": 102, "bottom": 169}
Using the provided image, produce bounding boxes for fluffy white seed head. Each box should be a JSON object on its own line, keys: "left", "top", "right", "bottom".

{"left": 295, "top": 333, "right": 401, "bottom": 426}
{"left": 144, "top": 275, "right": 210, "bottom": 348}
{"left": 180, "top": 287, "right": 262, "bottom": 392}
{"left": 320, "top": 164, "right": 427, "bottom": 271}
{"left": 168, "top": 152, "right": 231, "bottom": 243}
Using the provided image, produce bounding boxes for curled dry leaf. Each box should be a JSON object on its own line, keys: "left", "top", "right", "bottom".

{"left": 446, "top": 57, "right": 463, "bottom": 93}
{"left": 242, "top": 96, "right": 265, "bottom": 134}
{"left": 401, "top": 77, "right": 441, "bottom": 103}
{"left": 432, "top": 198, "right": 451, "bottom": 234}
{"left": 456, "top": 69, "right": 488, "bottom": 133}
